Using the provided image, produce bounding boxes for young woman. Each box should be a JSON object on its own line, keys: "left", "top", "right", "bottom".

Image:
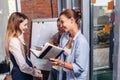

{"left": 50, "top": 9, "right": 89, "bottom": 80}
{"left": 5, "top": 12, "right": 42, "bottom": 80}
{"left": 50, "top": 18, "right": 64, "bottom": 46}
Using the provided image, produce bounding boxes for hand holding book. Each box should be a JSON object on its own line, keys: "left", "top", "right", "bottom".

{"left": 30, "top": 42, "right": 64, "bottom": 59}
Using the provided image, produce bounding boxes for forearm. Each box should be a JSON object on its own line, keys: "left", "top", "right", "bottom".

{"left": 9, "top": 38, "right": 41, "bottom": 77}
{"left": 61, "top": 61, "right": 73, "bottom": 70}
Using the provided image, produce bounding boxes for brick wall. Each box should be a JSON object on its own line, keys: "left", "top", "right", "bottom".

{"left": 20, "top": 0, "right": 58, "bottom": 48}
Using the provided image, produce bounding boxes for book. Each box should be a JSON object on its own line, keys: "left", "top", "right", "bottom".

{"left": 30, "top": 42, "right": 64, "bottom": 59}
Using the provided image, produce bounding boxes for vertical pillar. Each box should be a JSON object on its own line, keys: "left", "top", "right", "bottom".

{"left": 82, "top": 0, "right": 90, "bottom": 42}
{"left": 82, "top": 0, "right": 91, "bottom": 80}
{"left": 113, "top": 0, "right": 120, "bottom": 80}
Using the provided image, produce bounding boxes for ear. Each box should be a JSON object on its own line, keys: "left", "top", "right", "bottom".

{"left": 70, "top": 17, "right": 75, "bottom": 24}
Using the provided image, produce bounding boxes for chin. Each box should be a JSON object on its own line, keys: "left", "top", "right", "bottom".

{"left": 22, "top": 31, "right": 25, "bottom": 33}
{"left": 22, "top": 30, "right": 27, "bottom": 33}
{"left": 64, "top": 30, "right": 68, "bottom": 33}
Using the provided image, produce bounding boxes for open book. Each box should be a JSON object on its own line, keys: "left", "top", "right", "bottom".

{"left": 30, "top": 42, "right": 64, "bottom": 59}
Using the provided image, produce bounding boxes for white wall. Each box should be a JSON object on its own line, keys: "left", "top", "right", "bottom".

{"left": 0, "top": 0, "right": 9, "bottom": 61}
{"left": 0, "top": 0, "right": 16, "bottom": 62}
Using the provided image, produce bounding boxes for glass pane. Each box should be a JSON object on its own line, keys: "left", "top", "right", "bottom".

{"left": 71, "top": 0, "right": 81, "bottom": 10}
{"left": 91, "top": 0, "right": 115, "bottom": 80}
{"left": 72, "top": 0, "right": 78, "bottom": 9}
{"left": 61, "top": 0, "right": 66, "bottom": 11}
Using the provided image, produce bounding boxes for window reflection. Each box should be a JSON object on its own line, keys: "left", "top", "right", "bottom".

{"left": 72, "top": 0, "right": 81, "bottom": 10}
{"left": 60, "top": 0, "right": 81, "bottom": 11}
{"left": 71, "top": 0, "right": 79, "bottom": 10}
{"left": 92, "top": 0, "right": 115, "bottom": 80}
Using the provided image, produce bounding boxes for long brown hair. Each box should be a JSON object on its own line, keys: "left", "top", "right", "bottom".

{"left": 5, "top": 12, "right": 28, "bottom": 57}
{"left": 60, "top": 9, "right": 81, "bottom": 25}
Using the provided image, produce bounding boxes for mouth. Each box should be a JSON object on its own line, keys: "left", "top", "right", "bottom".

{"left": 63, "top": 27, "right": 66, "bottom": 30}
{"left": 22, "top": 29, "right": 27, "bottom": 33}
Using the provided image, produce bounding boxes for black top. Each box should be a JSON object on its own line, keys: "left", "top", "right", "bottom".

{"left": 10, "top": 45, "right": 33, "bottom": 80}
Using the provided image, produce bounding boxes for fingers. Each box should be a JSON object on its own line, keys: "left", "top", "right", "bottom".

{"left": 34, "top": 68, "right": 41, "bottom": 73}
{"left": 34, "top": 67, "right": 43, "bottom": 78}
{"left": 49, "top": 58, "right": 55, "bottom": 61}
{"left": 49, "top": 58, "right": 59, "bottom": 62}
{"left": 38, "top": 72, "right": 43, "bottom": 78}
{"left": 36, "top": 70, "right": 43, "bottom": 78}
{"left": 51, "top": 61, "right": 58, "bottom": 65}
{"left": 49, "top": 58, "right": 62, "bottom": 66}
{"left": 50, "top": 58, "right": 57, "bottom": 65}
{"left": 34, "top": 73, "right": 43, "bottom": 79}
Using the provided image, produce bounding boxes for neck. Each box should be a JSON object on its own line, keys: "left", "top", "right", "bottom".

{"left": 69, "top": 26, "right": 79, "bottom": 38}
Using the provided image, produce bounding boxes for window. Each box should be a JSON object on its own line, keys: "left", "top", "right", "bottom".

{"left": 90, "top": 0, "right": 115, "bottom": 80}
{"left": 61, "top": 0, "right": 66, "bottom": 11}
{"left": 58, "top": 0, "right": 81, "bottom": 13}
{"left": 71, "top": 0, "right": 79, "bottom": 10}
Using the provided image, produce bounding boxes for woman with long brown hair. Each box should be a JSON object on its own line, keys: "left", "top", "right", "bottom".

{"left": 5, "top": 12, "right": 42, "bottom": 80}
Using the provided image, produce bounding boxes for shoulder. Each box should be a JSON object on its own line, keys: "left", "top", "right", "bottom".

{"left": 74, "top": 33, "right": 89, "bottom": 54}
{"left": 9, "top": 37, "right": 20, "bottom": 46}
{"left": 76, "top": 32, "right": 89, "bottom": 47}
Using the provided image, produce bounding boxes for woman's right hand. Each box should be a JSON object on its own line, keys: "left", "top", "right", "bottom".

{"left": 49, "top": 58, "right": 64, "bottom": 66}
{"left": 34, "top": 68, "right": 43, "bottom": 79}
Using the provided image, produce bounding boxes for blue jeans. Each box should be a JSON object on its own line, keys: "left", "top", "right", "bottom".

{"left": 50, "top": 68, "right": 59, "bottom": 80}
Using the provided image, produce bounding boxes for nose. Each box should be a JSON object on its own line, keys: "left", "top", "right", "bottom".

{"left": 23, "top": 25, "right": 28, "bottom": 32}
{"left": 60, "top": 24, "right": 63, "bottom": 28}
{"left": 25, "top": 25, "right": 28, "bottom": 29}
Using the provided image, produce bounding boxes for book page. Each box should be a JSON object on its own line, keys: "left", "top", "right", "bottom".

{"left": 30, "top": 49, "right": 42, "bottom": 57}
{"left": 43, "top": 46, "right": 63, "bottom": 59}
{"left": 30, "top": 45, "right": 47, "bottom": 57}
{"left": 40, "top": 42, "right": 64, "bottom": 59}
{"left": 30, "top": 42, "right": 64, "bottom": 59}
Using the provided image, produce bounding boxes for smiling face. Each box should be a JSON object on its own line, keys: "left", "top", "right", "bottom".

{"left": 19, "top": 19, "right": 28, "bottom": 33}
{"left": 57, "top": 20, "right": 64, "bottom": 35}
{"left": 59, "top": 15, "right": 72, "bottom": 33}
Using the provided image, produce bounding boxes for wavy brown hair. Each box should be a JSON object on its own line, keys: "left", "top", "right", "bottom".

{"left": 5, "top": 12, "right": 28, "bottom": 57}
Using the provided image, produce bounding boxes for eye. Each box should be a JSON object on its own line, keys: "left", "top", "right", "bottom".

{"left": 24, "top": 23, "right": 28, "bottom": 26}
{"left": 60, "top": 21, "right": 64, "bottom": 24}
